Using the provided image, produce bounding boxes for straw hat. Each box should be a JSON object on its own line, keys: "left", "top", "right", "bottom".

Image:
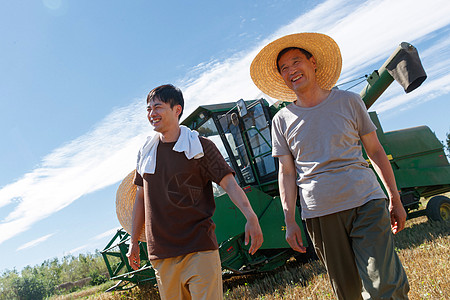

{"left": 116, "top": 170, "right": 146, "bottom": 242}
{"left": 250, "top": 32, "right": 342, "bottom": 102}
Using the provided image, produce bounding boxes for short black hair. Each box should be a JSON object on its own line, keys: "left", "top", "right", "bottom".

{"left": 147, "top": 84, "right": 184, "bottom": 119}
{"left": 276, "top": 47, "right": 313, "bottom": 73}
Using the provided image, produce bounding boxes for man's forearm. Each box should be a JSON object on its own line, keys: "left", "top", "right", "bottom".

{"left": 361, "top": 131, "right": 401, "bottom": 203}
{"left": 367, "top": 144, "right": 407, "bottom": 233}
{"left": 130, "top": 187, "right": 145, "bottom": 243}
{"left": 276, "top": 155, "right": 298, "bottom": 225}
{"left": 221, "top": 174, "right": 258, "bottom": 221}
{"left": 279, "top": 171, "right": 298, "bottom": 224}
{"left": 368, "top": 149, "right": 401, "bottom": 202}
{"left": 219, "top": 173, "right": 263, "bottom": 253}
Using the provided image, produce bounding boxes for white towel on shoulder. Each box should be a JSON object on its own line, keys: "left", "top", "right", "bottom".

{"left": 136, "top": 125, "right": 204, "bottom": 175}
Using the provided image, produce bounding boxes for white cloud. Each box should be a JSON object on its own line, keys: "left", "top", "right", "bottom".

{"left": 17, "top": 233, "right": 54, "bottom": 251}
{"left": 62, "top": 228, "right": 122, "bottom": 256}
{"left": 1, "top": 0, "right": 450, "bottom": 245}
{"left": 91, "top": 227, "right": 122, "bottom": 241}
{"left": 0, "top": 101, "right": 149, "bottom": 244}
{"left": 370, "top": 35, "right": 450, "bottom": 113}
{"left": 373, "top": 73, "right": 450, "bottom": 113}
{"left": 181, "top": 0, "right": 450, "bottom": 106}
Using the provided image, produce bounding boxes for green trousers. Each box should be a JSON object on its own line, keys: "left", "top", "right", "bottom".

{"left": 306, "top": 199, "right": 409, "bottom": 300}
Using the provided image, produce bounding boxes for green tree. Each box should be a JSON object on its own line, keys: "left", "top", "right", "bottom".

{"left": 0, "top": 250, "right": 110, "bottom": 299}
{"left": 89, "top": 269, "right": 107, "bottom": 286}
{"left": 0, "top": 269, "right": 19, "bottom": 300}
{"left": 12, "top": 274, "right": 46, "bottom": 300}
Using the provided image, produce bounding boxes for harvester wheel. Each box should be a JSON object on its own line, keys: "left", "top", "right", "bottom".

{"left": 425, "top": 195, "right": 450, "bottom": 222}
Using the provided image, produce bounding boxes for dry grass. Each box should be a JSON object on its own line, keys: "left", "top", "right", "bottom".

{"left": 61, "top": 215, "right": 449, "bottom": 300}
{"left": 49, "top": 282, "right": 117, "bottom": 300}
{"left": 394, "top": 217, "right": 449, "bottom": 300}
{"left": 222, "top": 260, "right": 333, "bottom": 300}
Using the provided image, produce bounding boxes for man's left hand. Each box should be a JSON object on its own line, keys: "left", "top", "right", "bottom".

{"left": 389, "top": 196, "right": 407, "bottom": 234}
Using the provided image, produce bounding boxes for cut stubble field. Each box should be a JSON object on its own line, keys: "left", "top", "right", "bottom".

{"left": 62, "top": 212, "right": 448, "bottom": 300}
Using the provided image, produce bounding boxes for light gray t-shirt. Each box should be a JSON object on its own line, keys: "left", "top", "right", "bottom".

{"left": 272, "top": 89, "right": 386, "bottom": 219}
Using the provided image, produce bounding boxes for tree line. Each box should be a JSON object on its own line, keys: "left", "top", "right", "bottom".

{"left": 0, "top": 251, "right": 109, "bottom": 300}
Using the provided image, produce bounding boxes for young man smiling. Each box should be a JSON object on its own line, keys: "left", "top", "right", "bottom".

{"left": 250, "top": 33, "right": 409, "bottom": 299}
{"left": 126, "top": 84, "right": 263, "bottom": 300}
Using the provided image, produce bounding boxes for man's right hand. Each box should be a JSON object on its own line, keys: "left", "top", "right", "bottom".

{"left": 244, "top": 215, "right": 264, "bottom": 255}
{"left": 285, "top": 222, "right": 307, "bottom": 253}
{"left": 126, "top": 241, "right": 140, "bottom": 270}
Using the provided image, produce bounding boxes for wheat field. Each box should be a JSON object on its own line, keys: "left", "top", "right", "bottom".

{"left": 56, "top": 214, "right": 448, "bottom": 300}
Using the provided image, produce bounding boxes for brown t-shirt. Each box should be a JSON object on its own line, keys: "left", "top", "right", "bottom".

{"left": 134, "top": 136, "right": 234, "bottom": 260}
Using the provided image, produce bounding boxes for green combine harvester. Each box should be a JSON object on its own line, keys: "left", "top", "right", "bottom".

{"left": 101, "top": 42, "right": 450, "bottom": 291}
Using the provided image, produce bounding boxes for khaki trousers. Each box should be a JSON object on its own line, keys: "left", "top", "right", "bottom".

{"left": 151, "top": 250, "right": 223, "bottom": 300}
{"left": 306, "top": 199, "right": 409, "bottom": 300}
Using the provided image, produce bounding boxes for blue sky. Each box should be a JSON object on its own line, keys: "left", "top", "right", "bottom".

{"left": 1, "top": 0, "right": 449, "bottom": 272}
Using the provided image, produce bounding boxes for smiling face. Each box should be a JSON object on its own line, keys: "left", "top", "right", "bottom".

{"left": 277, "top": 48, "right": 317, "bottom": 94}
{"left": 147, "top": 97, "right": 181, "bottom": 134}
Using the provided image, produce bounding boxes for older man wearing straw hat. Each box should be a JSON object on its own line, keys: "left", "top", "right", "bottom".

{"left": 250, "top": 33, "right": 409, "bottom": 299}
{"left": 125, "top": 84, "right": 263, "bottom": 300}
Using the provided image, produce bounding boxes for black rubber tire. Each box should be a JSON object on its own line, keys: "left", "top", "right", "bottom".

{"left": 425, "top": 195, "right": 450, "bottom": 221}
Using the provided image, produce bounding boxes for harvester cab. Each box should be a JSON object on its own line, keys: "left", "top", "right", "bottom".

{"left": 182, "top": 98, "right": 278, "bottom": 195}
